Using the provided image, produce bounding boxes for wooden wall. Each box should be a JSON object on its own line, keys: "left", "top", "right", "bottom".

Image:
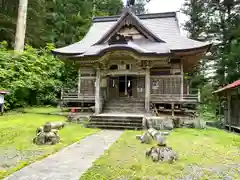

{"left": 227, "top": 95, "right": 240, "bottom": 127}
{"left": 151, "top": 76, "right": 181, "bottom": 95}
{"left": 79, "top": 67, "right": 95, "bottom": 96}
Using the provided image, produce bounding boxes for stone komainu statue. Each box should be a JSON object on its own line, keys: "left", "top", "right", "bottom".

{"left": 146, "top": 146, "right": 178, "bottom": 163}
{"left": 33, "top": 122, "right": 65, "bottom": 145}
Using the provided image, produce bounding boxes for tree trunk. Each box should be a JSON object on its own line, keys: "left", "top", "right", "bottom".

{"left": 14, "top": 0, "right": 28, "bottom": 52}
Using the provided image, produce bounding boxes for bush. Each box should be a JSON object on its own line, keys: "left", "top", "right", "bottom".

{"left": 0, "top": 43, "right": 64, "bottom": 109}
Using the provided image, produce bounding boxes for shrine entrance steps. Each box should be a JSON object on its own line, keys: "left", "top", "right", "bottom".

{"left": 103, "top": 97, "right": 145, "bottom": 114}
{"left": 87, "top": 98, "right": 145, "bottom": 130}
{"left": 87, "top": 113, "right": 144, "bottom": 130}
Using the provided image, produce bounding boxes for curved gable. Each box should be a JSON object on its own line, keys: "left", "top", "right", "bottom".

{"left": 95, "top": 8, "right": 165, "bottom": 44}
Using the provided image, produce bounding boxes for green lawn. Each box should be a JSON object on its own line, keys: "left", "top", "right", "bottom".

{"left": 81, "top": 128, "right": 240, "bottom": 180}
{"left": 0, "top": 111, "right": 99, "bottom": 179}
{"left": 22, "top": 106, "right": 60, "bottom": 114}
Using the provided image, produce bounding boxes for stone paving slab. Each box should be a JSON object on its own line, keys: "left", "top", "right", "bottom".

{"left": 4, "top": 130, "right": 123, "bottom": 180}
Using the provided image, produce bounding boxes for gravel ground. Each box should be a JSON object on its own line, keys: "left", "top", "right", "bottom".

{"left": 4, "top": 130, "right": 123, "bottom": 180}
{"left": 0, "top": 148, "right": 44, "bottom": 171}
{"left": 179, "top": 164, "right": 240, "bottom": 180}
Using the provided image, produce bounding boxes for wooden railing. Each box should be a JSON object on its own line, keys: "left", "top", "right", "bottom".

{"left": 61, "top": 88, "right": 95, "bottom": 101}
{"left": 151, "top": 92, "right": 199, "bottom": 103}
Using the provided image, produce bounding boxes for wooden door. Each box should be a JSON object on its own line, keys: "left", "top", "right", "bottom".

{"left": 108, "top": 77, "right": 119, "bottom": 99}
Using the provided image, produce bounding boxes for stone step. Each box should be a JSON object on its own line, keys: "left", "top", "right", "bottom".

{"left": 103, "top": 107, "right": 145, "bottom": 111}
{"left": 104, "top": 103, "right": 144, "bottom": 107}
{"left": 87, "top": 124, "right": 142, "bottom": 130}
{"left": 90, "top": 116, "right": 142, "bottom": 121}
{"left": 90, "top": 119, "right": 142, "bottom": 124}
{"left": 88, "top": 115, "right": 143, "bottom": 130}
{"left": 103, "top": 111, "right": 145, "bottom": 114}
{"left": 104, "top": 104, "right": 144, "bottom": 106}
{"left": 89, "top": 121, "right": 142, "bottom": 126}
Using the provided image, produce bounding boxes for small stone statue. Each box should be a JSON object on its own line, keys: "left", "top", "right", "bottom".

{"left": 146, "top": 146, "right": 178, "bottom": 163}
{"left": 33, "top": 122, "right": 64, "bottom": 145}
{"left": 148, "top": 128, "right": 167, "bottom": 146}
{"left": 136, "top": 132, "right": 152, "bottom": 144}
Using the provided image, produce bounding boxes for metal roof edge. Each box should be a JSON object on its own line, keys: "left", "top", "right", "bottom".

{"left": 92, "top": 11, "right": 177, "bottom": 23}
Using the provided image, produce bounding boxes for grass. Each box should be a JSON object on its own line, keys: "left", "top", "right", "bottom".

{"left": 20, "top": 106, "right": 61, "bottom": 114}
{"left": 81, "top": 128, "right": 240, "bottom": 180}
{"left": 0, "top": 110, "right": 99, "bottom": 179}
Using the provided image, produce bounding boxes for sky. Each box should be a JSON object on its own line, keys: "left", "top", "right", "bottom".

{"left": 123, "top": 0, "right": 188, "bottom": 36}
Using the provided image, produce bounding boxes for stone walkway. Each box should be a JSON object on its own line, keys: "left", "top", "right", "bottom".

{"left": 4, "top": 130, "right": 123, "bottom": 180}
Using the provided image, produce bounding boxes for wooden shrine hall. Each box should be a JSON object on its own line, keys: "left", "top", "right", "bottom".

{"left": 52, "top": 7, "right": 211, "bottom": 128}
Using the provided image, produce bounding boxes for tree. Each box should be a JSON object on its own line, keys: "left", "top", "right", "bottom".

{"left": 14, "top": 0, "right": 28, "bottom": 51}
{"left": 131, "top": 0, "right": 148, "bottom": 14}
{"left": 182, "top": 0, "right": 240, "bottom": 114}
{"left": 0, "top": 0, "right": 123, "bottom": 48}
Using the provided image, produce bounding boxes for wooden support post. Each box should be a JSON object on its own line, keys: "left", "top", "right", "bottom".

{"left": 145, "top": 66, "right": 150, "bottom": 113}
{"left": 60, "top": 88, "right": 63, "bottom": 100}
{"left": 0, "top": 103, "right": 4, "bottom": 115}
{"left": 125, "top": 75, "right": 127, "bottom": 96}
{"left": 78, "top": 68, "right": 81, "bottom": 98}
{"left": 180, "top": 59, "right": 184, "bottom": 100}
{"left": 95, "top": 67, "right": 101, "bottom": 114}
{"left": 198, "top": 89, "right": 201, "bottom": 102}
{"left": 187, "top": 84, "right": 190, "bottom": 95}
{"left": 171, "top": 102, "right": 175, "bottom": 117}
{"left": 227, "top": 92, "right": 231, "bottom": 131}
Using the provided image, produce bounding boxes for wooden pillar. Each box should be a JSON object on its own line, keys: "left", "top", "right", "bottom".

{"left": 180, "top": 59, "right": 184, "bottom": 99}
{"left": 198, "top": 89, "right": 201, "bottom": 102}
{"left": 227, "top": 92, "right": 231, "bottom": 131}
{"left": 145, "top": 66, "right": 150, "bottom": 112}
{"left": 125, "top": 75, "right": 127, "bottom": 96}
{"left": 78, "top": 68, "right": 81, "bottom": 98}
{"left": 95, "top": 67, "right": 101, "bottom": 114}
{"left": 171, "top": 102, "right": 175, "bottom": 117}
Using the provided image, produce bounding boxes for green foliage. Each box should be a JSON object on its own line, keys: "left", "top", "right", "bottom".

{"left": 0, "top": 0, "right": 123, "bottom": 109}
{"left": 0, "top": 0, "right": 123, "bottom": 48}
{"left": 182, "top": 0, "right": 240, "bottom": 119}
{"left": 0, "top": 43, "right": 64, "bottom": 109}
{"left": 131, "top": 0, "right": 148, "bottom": 14}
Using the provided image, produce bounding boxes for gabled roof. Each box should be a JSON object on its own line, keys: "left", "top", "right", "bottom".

{"left": 213, "top": 80, "right": 240, "bottom": 93}
{"left": 52, "top": 10, "right": 211, "bottom": 56}
{"left": 95, "top": 8, "right": 165, "bottom": 44}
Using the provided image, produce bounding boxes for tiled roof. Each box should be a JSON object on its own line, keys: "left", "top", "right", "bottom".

{"left": 52, "top": 10, "right": 210, "bottom": 56}
{"left": 73, "top": 40, "right": 170, "bottom": 57}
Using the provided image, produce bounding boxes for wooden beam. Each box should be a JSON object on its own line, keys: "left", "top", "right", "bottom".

{"left": 180, "top": 59, "right": 184, "bottom": 99}
{"left": 78, "top": 68, "right": 81, "bottom": 98}
{"left": 104, "top": 69, "right": 145, "bottom": 76}
{"left": 80, "top": 77, "right": 96, "bottom": 79}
